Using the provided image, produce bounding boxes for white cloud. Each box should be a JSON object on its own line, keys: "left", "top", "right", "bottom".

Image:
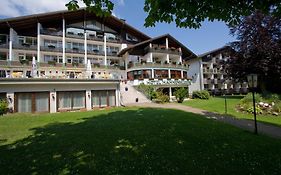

{"left": 0, "top": 0, "right": 86, "bottom": 18}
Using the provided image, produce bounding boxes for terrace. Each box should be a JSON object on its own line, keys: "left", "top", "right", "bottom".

{"left": 127, "top": 62, "right": 189, "bottom": 70}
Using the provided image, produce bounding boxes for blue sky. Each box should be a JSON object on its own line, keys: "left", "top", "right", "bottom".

{"left": 0, "top": 0, "right": 236, "bottom": 55}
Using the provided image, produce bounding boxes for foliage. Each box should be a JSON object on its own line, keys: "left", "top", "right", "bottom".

{"left": 66, "top": 0, "right": 281, "bottom": 29}
{"left": 66, "top": 0, "right": 114, "bottom": 17}
{"left": 238, "top": 93, "right": 281, "bottom": 116}
{"left": 227, "top": 11, "right": 281, "bottom": 93}
{"left": 246, "top": 106, "right": 263, "bottom": 114}
{"left": 192, "top": 90, "right": 210, "bottom": 100}
{"left": 240, "top": 93, "right": 262, "bottom": 105}
{"left": 174, "top": 87, "right": 188, "bottom": 103}
{"left": 272, "top": 103, "right": 281, "bottom": 113}
{"left": 136, "top": 83, "right": 155, "bottom": 100}
{"left": 154, "top": 91, "right": 169, "bottom": 103}
{"left": 0, "top": 100, "right": 8, "bottom": 116}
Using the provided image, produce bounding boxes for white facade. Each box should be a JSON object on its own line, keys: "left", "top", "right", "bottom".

{"left": 186, "top": 58, "right": 203, "bottom": 95}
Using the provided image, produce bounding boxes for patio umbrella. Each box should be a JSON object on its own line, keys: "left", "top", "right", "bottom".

{"left": 31, "top": 56, "right": 38, "bottom": 78}
{"left": 86, "top": 59, "right": 92, "bottom": 78}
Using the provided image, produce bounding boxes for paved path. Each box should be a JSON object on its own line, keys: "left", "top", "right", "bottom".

{"left": 127, "top": 103, "right": 281, "bottom": 139}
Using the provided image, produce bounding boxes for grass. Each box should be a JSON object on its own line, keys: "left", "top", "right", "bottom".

{"left": 0, "top": 107, "right": 281, "bottom": 174}
{"left": 183, "top": 96, "right": 281, "bottom": 127}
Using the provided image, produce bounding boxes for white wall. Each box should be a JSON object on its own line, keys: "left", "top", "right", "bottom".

{"left": 187, "top": 58, "right": 203, "bottom": 95}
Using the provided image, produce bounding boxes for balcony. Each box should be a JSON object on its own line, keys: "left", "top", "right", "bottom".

{"left": 41, "top": 45, "right": 63, "bottom": 52}
{"left": 107, "top": 50, "right": 118, "bottom": 57}
{"left": 106, "top": 35, "right": 121, "bottom": 43}
{"left": 128, "top": 62, "right": 189, "bottom": 70}
{"left": 144, "top": 46, "right": 181, "bottom": 56}
{"left": 66, "top": 32, "right": 84, "bottom": 39}
{"left": 87, "top": 49, "right": 105, "bottom": 56}
{"left": 203, "top": 68, "right": 215, "bottom": 74}
{"left": 65, "top": 47, "right": 85, "bottom": 54}
{"left": 13, "top": 43, "right": 37, "bottom": 50}
{"left": 0, "top": 43, "right": 8, "bottom": 49}
{"left": 0, "top": 72, "right": 120, "bottom": 80}
{"left": 0, "top": 60, "right": 32, "bottom": 67}
{"left": 41, "top": 29, "right": 63, "bottom": 37}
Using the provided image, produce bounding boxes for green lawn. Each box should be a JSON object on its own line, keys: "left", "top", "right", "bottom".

{"left": 0, "top": 108, "right": 281, "bottom": 174}
{"left": 183, "top": 96, "right": 281, "bottom": 127}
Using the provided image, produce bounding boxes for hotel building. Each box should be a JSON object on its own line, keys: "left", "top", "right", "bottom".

{"left": 200, "top": 46, "right": 248, "bottom": 95}
{"left": 0, "top": 9, "right": 198, "bottom": 113}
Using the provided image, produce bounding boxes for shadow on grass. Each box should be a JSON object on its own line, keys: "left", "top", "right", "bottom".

{"left": 0, "top": 108, "right": 281, "bottom": 174}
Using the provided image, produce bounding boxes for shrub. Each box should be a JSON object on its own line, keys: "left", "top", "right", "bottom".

{"left": 246, "top": 106, "right": 263, "bottom": 114}
{"left": 136, "top": 83, "right": 155, "bottom": 100}
{"left": 240, "top": 93, "right": 262, "bottom": 105}
{"left": 0, "top": 100, "right": 8, "bottom": 116}
{"left": 192, "top": 90, "right": 210, "bottom": 99}
{"left": 154, "top": 91, "right": 169, "bottom": 103}
{"left": 272, "top": 102, "right": 281, "bottom": 113}
{"left": 174, "top": 87, "right": 188, "bottom": 103}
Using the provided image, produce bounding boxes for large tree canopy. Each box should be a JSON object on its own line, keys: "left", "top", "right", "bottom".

{"left": 227, "top": 11, "right": 281, "bottom": 93}
{"left": 66, "top": 0, "right": 281, "bottom": 28}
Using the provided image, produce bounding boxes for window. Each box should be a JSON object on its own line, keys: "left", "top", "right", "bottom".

{"left": 18, "top": 53, "right": 25, "bottom": 61}
{"left": 183, "top": 71, "right": 188, "bottom": 79}
{"left": 86, "top": 20, "right": 102, "bottom": 30}
{"left": 44, "top": 55, "right": 57, "bottom": 63}
{"left": 155, "top": 70, "right": 168, "bottom": 79}
{"left": 0, "top": 70, "right": 6, "bottom": 78}
{"left": 0, "top": 35, "right": 7, "bottom": 44}
{"left": 91, "top": 90, "right": 116, "bottom": 108}
{"left": 0, "top": 93, "right": 6, "bottom": 101}
{"left": 72, "top": 91, "right": 85, "bottom": 108}
{"left": 17, "top": 93, "right": 32, "bottom": 113}
{"left": 58, "top": 91, "right": 85, "bottom": 111}
{"left": 67, "top": 57, "right": 72, "bottom": 63}
{"left": 108, "top": 90, "right": 116, "bottom": 106}
{"left": 126, "top": 33, "right": 138, "bottom": 42}
{"left": 35, "top": 93, "right": 49, "bottom": 112}
{"left": 143, "top": 70, "right": 152, "bottom": 79}
{"left": 0, "top": 52, "right": 7, "bottom": 60}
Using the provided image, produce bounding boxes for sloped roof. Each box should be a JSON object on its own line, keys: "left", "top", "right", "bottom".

{"left": 118, "top": 34, "right": 197, "bottom": 59}
{"left": 0, "top": 8, "right": 150, "bottom": 41}
{"left": 198, "top": 46, "right": 232, "bottom": 58}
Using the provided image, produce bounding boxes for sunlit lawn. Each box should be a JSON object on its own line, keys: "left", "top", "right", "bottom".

{"left": 0, "top": 107, "right": 280, "bottom": 174}
{"left": 183, "top": 96, "right": 281, "bottom": 127}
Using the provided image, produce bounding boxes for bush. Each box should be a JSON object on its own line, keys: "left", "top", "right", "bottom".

{"left": 272, "top": 103, "right": 281, "bottom": 113}
{"left": 153, "top": 91, "right": 169, "bottom": 103}
{"left": 136, "top": 83, "right": 155, "bottom": 100}
{"left": 0, "top": 100, "right": 8, "bottom": 116}
{"left": 247, "top": 106, "right": 263, "bottom": 114}
{"left": 192, "top": 90, "right": 210, "bottom": 99}
{"left": 174, "top": 87, "right": 188, "bottom": 103}
{"left": 240, "top": 93, "right": 262, "bottom": 105}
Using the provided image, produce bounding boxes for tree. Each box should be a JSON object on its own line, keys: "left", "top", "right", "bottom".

{"left": 227, "top": 11, "right": 281, "bottom": 93}
{"left": 66, "top": 0, "right": 281, "bottom": 28}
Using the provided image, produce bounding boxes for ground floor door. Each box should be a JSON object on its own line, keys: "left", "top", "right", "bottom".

{"left": 91, "top": 90, "right": 116, "bottom": 108}
{"left": 15, "top": 92, "right": 49, "bottom": 113}
{"left": 57, "top": 91, "right": 86, "bottom": 111}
